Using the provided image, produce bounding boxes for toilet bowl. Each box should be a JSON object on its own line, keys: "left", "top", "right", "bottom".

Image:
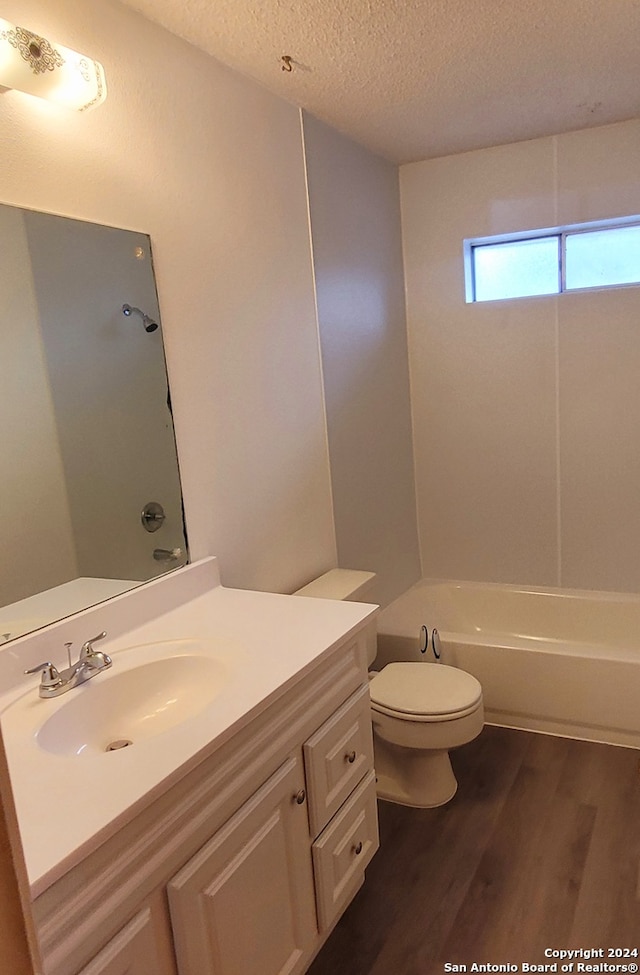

{"left": 369, "top": 662, "right": 483, "bottom": 807}
{"left": 293, "top": 569, "right": 484, "bottom": 809}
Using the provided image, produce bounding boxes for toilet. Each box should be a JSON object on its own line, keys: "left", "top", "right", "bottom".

{"left": 294, "top": 569, "right": 484, "bottom": 808}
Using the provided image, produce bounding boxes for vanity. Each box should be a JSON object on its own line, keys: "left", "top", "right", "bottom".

{"left": 0, "top": 558, "right": 379, "bottom": 975}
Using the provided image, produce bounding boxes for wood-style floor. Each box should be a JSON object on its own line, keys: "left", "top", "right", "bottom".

{"left": 308, "top": 725, "right": 640, "bottom": 975}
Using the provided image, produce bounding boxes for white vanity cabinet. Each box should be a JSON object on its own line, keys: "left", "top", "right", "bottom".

{"left": 75, "top": 896, "right": 177, "bottom": 975}
{"left": 167, "top": 683, "right": 377, "bottom": 975}
{"left": 31, "top": 626, "right": 378, "bottom": 975}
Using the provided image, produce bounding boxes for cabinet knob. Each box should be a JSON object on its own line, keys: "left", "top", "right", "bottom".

{"left": 294, "top": 789, "right": 306, "bottom": 805}
{"left": 346, "top": 750, "right": 357, "bottom": 764}
{"left": 353, "top": 841, "right": 363, "bottom": 856}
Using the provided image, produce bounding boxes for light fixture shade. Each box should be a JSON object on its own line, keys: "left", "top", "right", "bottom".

{"left": 0, "top": 19, "right": 106, "bottom": 111}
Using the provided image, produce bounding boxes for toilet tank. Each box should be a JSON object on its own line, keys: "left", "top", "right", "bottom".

{"left": 293, "top": 568, "right": 376, "bottom": 602}
{"left": 293, "top": 569, "right": 378, "bottom": 665}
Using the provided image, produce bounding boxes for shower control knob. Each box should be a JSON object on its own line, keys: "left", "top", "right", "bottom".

{"left": 141, "top": 501, "right": 166, "bottom": 533}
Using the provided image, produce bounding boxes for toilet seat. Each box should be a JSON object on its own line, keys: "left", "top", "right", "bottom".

{"left": 369, "top": 663, "right": 482, "bottom": 722}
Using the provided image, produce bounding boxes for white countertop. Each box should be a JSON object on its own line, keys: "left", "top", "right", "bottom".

{"left": 0, "top": 560, "right": 377, "bottom": 898}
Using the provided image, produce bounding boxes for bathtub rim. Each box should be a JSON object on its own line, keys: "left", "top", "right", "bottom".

{"left": 378, "top": 576, "right": 640, "bottom": 661}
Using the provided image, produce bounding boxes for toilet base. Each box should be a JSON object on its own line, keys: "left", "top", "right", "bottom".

{"left": 373, "top": 737, "right": 458, "bottom": 808}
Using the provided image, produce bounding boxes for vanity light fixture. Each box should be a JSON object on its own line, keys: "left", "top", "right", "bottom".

{"left": 0, "top": 19, "right": 106, "bottom": 111}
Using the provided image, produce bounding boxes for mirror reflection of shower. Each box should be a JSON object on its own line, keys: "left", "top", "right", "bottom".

{"left": 122, "top": 303, "right": 158, "bottom": 333}
{"left": 0, "top": 205, "right": 187, "bottom": 640}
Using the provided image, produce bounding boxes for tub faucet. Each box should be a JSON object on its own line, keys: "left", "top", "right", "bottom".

{"left": 25, "top": 631, "right": 112, "bottom": 699}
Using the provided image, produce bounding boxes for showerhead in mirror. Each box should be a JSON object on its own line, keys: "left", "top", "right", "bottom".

{"left": 122, "top": 303, "right": 158, "bottom": 333}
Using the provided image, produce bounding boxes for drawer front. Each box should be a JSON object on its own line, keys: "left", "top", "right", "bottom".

{"left": 303, "top": 684, "right": 374, "bottom": 837}
{"left": 311, "top": 770, "right": 379, "bottom": 932}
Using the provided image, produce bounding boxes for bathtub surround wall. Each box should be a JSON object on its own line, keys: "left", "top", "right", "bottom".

{"left": 302, "top": 115, "right": 421, "bottom": 607}
{"left": 400, "top": 120, "right": 640, "bottom": 592}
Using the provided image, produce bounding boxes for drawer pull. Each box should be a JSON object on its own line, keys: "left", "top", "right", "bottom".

{"left": 346, "top": 750, "right": 357, "bottom": 764}
{"left": 353, "top": 841, "right": 363, "bottom": 856}
{"left": 294, "top": 789, "right": 306, "bottom": 805}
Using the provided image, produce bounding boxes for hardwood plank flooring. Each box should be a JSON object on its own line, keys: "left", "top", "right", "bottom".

{"left": 308, "top": 726, "right": 640, "bottom": 975}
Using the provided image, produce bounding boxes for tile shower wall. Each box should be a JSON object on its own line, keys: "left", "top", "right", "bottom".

{"left": 400, "top": 120, "right": 640, "bottom": 591}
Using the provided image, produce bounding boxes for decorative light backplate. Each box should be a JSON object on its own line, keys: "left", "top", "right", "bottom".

{"left": 0, "top": 19, "right": 106, "bottom": 111}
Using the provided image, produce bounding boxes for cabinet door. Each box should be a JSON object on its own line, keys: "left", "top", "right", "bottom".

{"left": 168, "top": 756, "right": 317, "bottom": 975}
{"left": 76, "top": 900, "right": 177, "bottom": 975}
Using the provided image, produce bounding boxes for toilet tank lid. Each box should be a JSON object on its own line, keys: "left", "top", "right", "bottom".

{"left": 293, "top": 568, "right": 376, "bottom": 601}
{"left": 369, "top": 663, "right": 482, "bottom": 716}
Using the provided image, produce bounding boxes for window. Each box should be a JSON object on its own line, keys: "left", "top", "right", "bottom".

{"left": 565, "top": 225, "right": 640, "bottom": 291}
{"left": 465, "top": 219, "right": 640, "bottom": 303}
{"left": 472, "top": 236, "right": 560, "bottom": 302}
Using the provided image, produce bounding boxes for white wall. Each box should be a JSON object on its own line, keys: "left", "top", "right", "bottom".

{"left": 0, "top": 0, "right": 336, "bottom": 595}
{"left": 401, "top": 119, "right": 640, "bottom": 592}
{"left": 302, "top": 114, "right": 421, "bottom": 606}
{"left": 0, "top": 207, "right": 78, "bottom": 605}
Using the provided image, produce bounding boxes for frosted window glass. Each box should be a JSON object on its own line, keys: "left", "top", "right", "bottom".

{"left": 565, "top": 225, "right": 640, "bottom": 290}
{"left": 473, "top": 237, "right": 560, "bottom": 302}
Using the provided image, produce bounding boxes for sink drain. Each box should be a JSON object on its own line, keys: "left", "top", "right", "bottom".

{"left": 106, "top": 739, "right": 133, "bottom": 751}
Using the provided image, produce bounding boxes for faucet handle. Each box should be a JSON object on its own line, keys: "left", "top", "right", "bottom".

{"left": 80, "top": 631, "right": 107, "bottom": 659}
{"left": 24, "top": 661, "right": 61, "bottom": 688}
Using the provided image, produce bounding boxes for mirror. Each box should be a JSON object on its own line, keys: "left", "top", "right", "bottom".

{"left": 0, "top": 205, "right": 188, "bottom": 643}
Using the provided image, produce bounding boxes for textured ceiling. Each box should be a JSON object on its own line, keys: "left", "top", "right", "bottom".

{"left": 118, "top": 0, "right": 640, "bottom": 163}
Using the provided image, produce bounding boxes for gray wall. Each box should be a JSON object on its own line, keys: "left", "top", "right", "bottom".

{"left": 303, "top": 113, "right": 421, "bottom": 606}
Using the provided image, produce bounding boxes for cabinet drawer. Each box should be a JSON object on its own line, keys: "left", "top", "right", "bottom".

{"left": 303, "top": 684, "right": 374, "bottom": 837}
{"left": 312, "top": 770, "right": 379, "bottom": 932}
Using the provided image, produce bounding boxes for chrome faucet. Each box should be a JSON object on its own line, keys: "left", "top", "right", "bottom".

{"left": 24, "top": 631, "right": 112, "bottom": 698}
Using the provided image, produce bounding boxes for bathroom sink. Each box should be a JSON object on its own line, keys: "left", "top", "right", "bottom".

{"left": 35, "top": 647, "right": 230, "bottom": 757}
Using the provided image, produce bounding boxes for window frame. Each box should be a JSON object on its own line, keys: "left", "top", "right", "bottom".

{"left": 464, "top": 216, "right": 640, "bottom": 303}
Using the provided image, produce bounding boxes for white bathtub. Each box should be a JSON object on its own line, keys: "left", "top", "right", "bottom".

{"left": 376, "top": 579, "right": 640, "bottom": 748}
